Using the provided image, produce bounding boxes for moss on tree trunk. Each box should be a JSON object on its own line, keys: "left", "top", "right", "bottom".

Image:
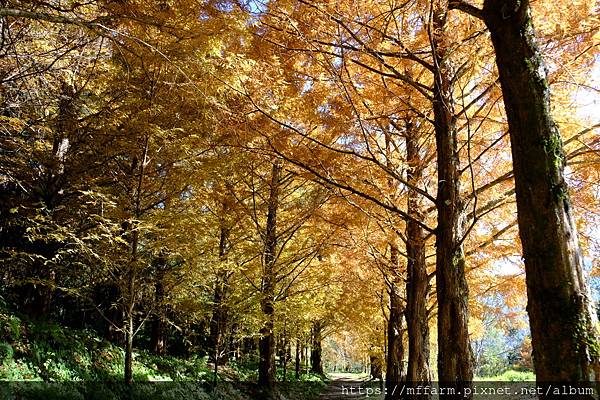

{"left": 483, "top": 0, "right": 600, "bottom": 392}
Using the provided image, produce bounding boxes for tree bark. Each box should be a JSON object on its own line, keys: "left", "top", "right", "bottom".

{"left": 310, "top": 321, "right": 324, "bottom": 375}
{"left": 150, "top": 279, "right": 165, "bottom": 355}
{"left": 385, "top": 244, "right": 404, "bottom": 400}
{"left": 431, "top": 2, "right": 473, "bottom": 397}
{"left": 295, "top": 338, "right": 301, "bottom": 379}
{"left": 124, "top": 226, "right": 138, "bottom": 385}
{"left": 258, "top": 161, "right": 282, "bottom": 389}
{"left": 124, "top": 310, "right": 134, "bottom": 385}
{"left": 124, "top": 135, "right": 149, "bottom": 385}
{"left": 281, "top": 324, "right": 289, "bottom": 382}
{"left": 483, "top": 0, "right": 599, "bottom": 391}
{"left": 209, "top": 222, "right": 231, "bottom": 365}
{"left": 405, "top": 121, "right": 431, "bottom": 398}
{"left": 370, "top": 352, "right": 384, "bottom": 386}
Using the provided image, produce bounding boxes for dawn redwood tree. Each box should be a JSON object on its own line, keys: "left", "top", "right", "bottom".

{"left": 481, "top": 0, "right": 600, "bottom": 388}
{"left": 448, "top": 0, "right": 600, "bottom": 389}
{"left": 208, "top": 196, "right": 235, "bottom": 368}
{"left": 310, "top": 320, "right": 324, "bottom": 375}
{"left": 404, "top": 119, "right": 431, "bottom": 393}
{"left": 385, "top": 244, "right": 404, "bottom": 400}
{"left": 258, "top": 160, "right": 282, "bottom": 389}
{"left": 431, "top": 1, "right": 473, "bottom": 397}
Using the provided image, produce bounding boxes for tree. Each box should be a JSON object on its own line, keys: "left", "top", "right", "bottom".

{"left": 385, "top": 243, "right": 405, "bottom": 399}
{"left": 482, "top": 0, "right": 600, "bottom": 389}
{"left": 258, "top": 160, "right": 282, "bottom": 389}
{"left": 446, "top": 0, "right": 600, "bottom": 389}
{"left": 430, "top": 1, "right": 474, "bottom": 395}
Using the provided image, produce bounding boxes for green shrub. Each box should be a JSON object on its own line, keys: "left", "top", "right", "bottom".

{"left": 482, "top": 369, "right": 535, "bottom": 381}
{"left": 0, "top": 342, "right": 14, "bottom": 359}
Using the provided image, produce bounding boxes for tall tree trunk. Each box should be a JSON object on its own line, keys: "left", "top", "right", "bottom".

{"left": 124, "top": 309, "right": 134, "bottom": 385}
{"left": 483, "top": 0, "right": 599, "bottom": 390}
{"left": 124, "top": 224, "right": 138, "bottom": 386}
{"left": 405, "top": 121, "right": 431, "bottom": 397}
{"left": 281, "top": 323, "right": 289, "bottom": 382}
{"left": 124, "top": 135, "right": 149, "bottom": 385}
{"left": 431, "top": 2, "right": 473, "bottom": 397}
{"left": 124, "top": 226, "right": 139, "bottom": 385}
{"left": 370, "top": 352, "right": 384, "bottom": 387}
{"left": 295, "top": 338, "right": 301, "bottom": 379}
{"left": 310, "top": 321, "right": 324, "bottom": 375}
{"left": 304, "top": 341, "right": 309, "bottom": 374}
{"left": 209, "top": 222, "right": 231, "bottom": 366}
{"left": 385, "top": 244, "right": 404, "bottom": 400}
{"left": 258, "top": 161, "right": 282, "bottom": 389}
{"left": 150, "top": 279, "right": 165, "bottom": 355}
{"left": 105, "top": 284, "right": 122, "bottom": 343}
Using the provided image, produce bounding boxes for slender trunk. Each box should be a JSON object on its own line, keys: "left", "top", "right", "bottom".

{"left": 304, "top": 342, "right": 309, "bottom": 373}
{"left": 280, "top": 322, "right": 289, "bottom": 382}
{"left": 385, "top": 245, "right": 404, "bottom": 400}
{"left": 431, "top": 2, "right": 473, "bottom": 397}
{"left": 282, "top": 337, "right": 288, "bottom": 382}
{"left": 295, "top": 338, "right": 301, "bottom": 379}
{"left": 258, "top": 161, "right": 282, "bottom": 389}
{"left": 209, "top": 277, "right": 227, "bottom": 363}
{"left": 124, "top": 311, "right": 134, "bottom": 385}
{"left": 310, "top": 321, "right": 324, "bottom": 375}
{"left": 405, "top": 121, "right": 431, "bottom": 397}
{"left": 124, "top": 135, "right": 149, "bottom": 385}
{"left": 209, "top": 224, "right": 230, "bottom": 365}
{"left": 124, "top": 228, "right": 138, "bottom": 386}
{"left": 483, "top": 0, "right": 599, "bottom": 391}
{"left": 25, "top": 87, "right": 74, "bottom": 319}
{"left": 106, "top": 285, "right": 122, "bottom": 343}
{"left": 124, "top": 230, "right": 137, "bottom": 385}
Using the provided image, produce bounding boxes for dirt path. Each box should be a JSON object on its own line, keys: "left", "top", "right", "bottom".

{"left": 318, "top": 375, "right": 383, "bottom": 399}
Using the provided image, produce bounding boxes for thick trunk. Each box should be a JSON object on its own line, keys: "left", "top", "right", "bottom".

{"left": 431, "top": 2, "right": 473, "bottom": 397}
{"left": 258, "top": 161, "right": 281, "bottom": 389}
{"left": 150, "top": 280, "right": 165, "bottom": 355}
{"left": 405, "top": 123, "right": 431, "bottom": 397}
{"left": 310, "top": 321, "right": 324, "bottom": 375}
{"left": 21, "top": 269, "right": 54, "bottom": 318}
{"left": 483, "top": 0, "right": 599, "bottom": 390}
{"left": 208, "top": 277, "right": 228, "bottom": 364}
{"left": 370, "top": 353, "right": 384, "bottom": 381}
{"left": 150, "top": 317, "right": 165, "bottom": 355}
{"left": 385, "top": 245, "right": 404, "bottom": 400}
{"left": 258, "top": 279, "right": 276, "bottom": 387}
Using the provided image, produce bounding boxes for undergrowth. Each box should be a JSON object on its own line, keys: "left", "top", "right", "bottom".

{"left": 0, "top": 299, "right": 326, "bottom": 399}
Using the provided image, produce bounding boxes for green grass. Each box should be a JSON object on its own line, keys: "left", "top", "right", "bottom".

{"left": 476, "top": 369, "right": 536, "bottom": 381}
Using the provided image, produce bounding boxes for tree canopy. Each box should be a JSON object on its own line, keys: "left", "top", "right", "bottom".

{"left": 0, "top": 0, "right": 599, "bottom": 398}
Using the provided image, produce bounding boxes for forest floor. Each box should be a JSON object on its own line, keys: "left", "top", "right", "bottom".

{"left": 0, "top": 300, "right": 327, "bottom": 400}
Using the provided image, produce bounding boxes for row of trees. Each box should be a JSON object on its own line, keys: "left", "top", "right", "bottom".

{"left": 0, "top": 0, "right": 345, "bottom": 387}
{"left": 0, "top": 0, "right": 599, "bottom": 398}
{"left": 244, "top": 0, "right": 599, "bottom": 396}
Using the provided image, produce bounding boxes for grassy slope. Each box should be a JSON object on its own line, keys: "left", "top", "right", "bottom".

{"left": 0, "top": 300, "right": 326, "bottom": 399}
